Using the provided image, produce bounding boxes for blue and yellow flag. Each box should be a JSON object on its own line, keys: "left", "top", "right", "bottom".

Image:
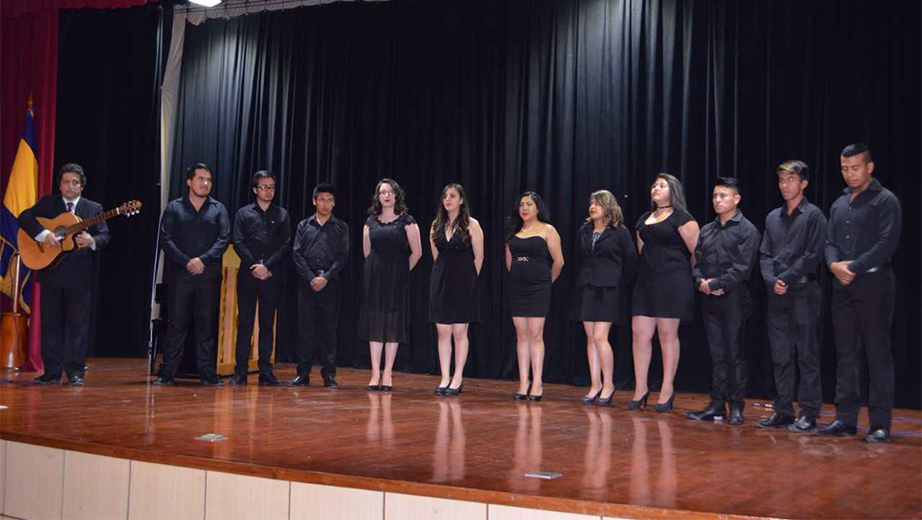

{"left": 0, "top": 98, "right": 39, "bottom": 313}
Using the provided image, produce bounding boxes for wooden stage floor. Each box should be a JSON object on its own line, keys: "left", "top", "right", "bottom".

{"left": 1, "top": 359, "right": 920, "bottom": 520}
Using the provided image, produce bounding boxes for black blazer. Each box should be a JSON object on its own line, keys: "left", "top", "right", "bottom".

{"left": 574, "top": 223, "right": 637, "bottom": 288}
{"left": 18, "top": 195, "right": 110, "bottom": 287}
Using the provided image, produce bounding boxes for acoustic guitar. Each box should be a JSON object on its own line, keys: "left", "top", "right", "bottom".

{"left": 18, "top": 200, "right": 142, "bottom": 270}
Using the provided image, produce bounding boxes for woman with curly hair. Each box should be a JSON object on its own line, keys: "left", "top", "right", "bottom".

{"left": 359, "top": 178, "right": 423, "bottom": 391}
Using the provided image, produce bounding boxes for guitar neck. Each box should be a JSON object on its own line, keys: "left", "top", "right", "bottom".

{"left": 63, "top": 207, "right": 123, "bottom": 235}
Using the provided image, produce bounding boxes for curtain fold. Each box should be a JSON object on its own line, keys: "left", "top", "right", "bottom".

{"left": 165, "top": 0, "right": 918, "bottom": 405}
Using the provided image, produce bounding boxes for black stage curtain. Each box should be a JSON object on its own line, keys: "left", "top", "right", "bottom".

{"left": 168, "top": 0, "right": 920, "bottom": 406}
{"left": 54, "top": 4, "right": 166, "bottom": 357}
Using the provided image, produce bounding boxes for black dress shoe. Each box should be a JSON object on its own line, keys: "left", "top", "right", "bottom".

{"left": 728, "top": 404, "right": 744, "bottom": 425}
{"left": 152, "top": 376, "right": 174, "bottom": 386}
{"left": 627, "top": 391, "right": 650, "bottom": 411}
{"left": 814, "top": 419, "right": 857, "bottom": 437}
{"left": 290, "top": 374, "right": 310, "bottom": 386}
{"left": 67, "top": 375, "right": 85, "bottom": 386}
{"left": 445, "top": 382, "right": 463, "bottom": 396}
{"left": 34, "top": 373, "right": 61, "bottom": 384}
{"left": 686, "top": 402, "right": 727, "bottom": 421}
{"left": 653, "top": 393, "right": 675, "bottom": 413}
{"left": 323, "top": 375, "right": 339, "bottom": 388}
{"left": 581, "top": 389, "right": 601, "bottom": 405}
{"left": 201, "top": 376, "right": 223, "bottom": 386}
{"left": 597, "top": 389, "right": 614, "bottom": 406}
{"left": 788, "top": 414, "right": 816, "bottom": 433}
{"left": 865, "top": 426, "right": 891, "bottom": 443}
{"left": 756, "top": 412, "right": 794, "bottom": 429}
{"left": 229, "top": 374, "right": 247, "bottom": 386}
{"left": 259, "top": 373, "right": 282, "bottom": 386}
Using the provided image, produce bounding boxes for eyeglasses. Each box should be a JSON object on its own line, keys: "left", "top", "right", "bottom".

{"left": 256, "top": 185, "right": 276, "bottom": 192}
{"left": 379, "top": 189, "right": 395, "bottom": 196}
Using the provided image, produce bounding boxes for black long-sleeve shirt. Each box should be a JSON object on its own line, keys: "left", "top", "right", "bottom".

{"left": 232, "top": 202, "right": 291, "bottom": 272}
{"left": 292, "top": 214, "right": 350, "bottom": 282}
{"left": 160, "top": 196, "right": 230, "bottom": 279}
{"left": 824, "top": 178, "right": 902, "bottom": 273}
{"left": 759, "top": 199, "right": 827, "bottom": 288}
{"left": 693, "top": 210, "right": 760, "bottom": 292}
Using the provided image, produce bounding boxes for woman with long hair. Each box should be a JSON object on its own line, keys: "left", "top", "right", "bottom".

{"left": 359, "top": 178, "right": 423, "bottom": 391}
{"left": 570, "top": 190, "right": 637, "bottom": 405}
{"left": 429, "top": 183, "right": 484, "bottom": 396}
{"left": 504, "top": 192, "right": 564, "bottom": 401}
{"left": 630, "top": 173, "right": 699, "bottom": 412}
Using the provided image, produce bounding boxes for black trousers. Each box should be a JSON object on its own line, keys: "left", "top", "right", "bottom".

{"left": 767, "top": 282, "right": 822, "bottom": 417}
{"left": 234, "top": 273, "right": 281, "bottom": 376}
{"left": 297, "top": 280, "right": 340, "bottom": 378}
{"left": 831, "top": 271, "right": 896, "bottom": 429}
{"left": 701, "top": 288, "right": 749, "bottom": 406}
{"left": 160, "top": 274, "right": 221, "bottom": 380}
{"left": 40, "top": 283, "right": 91, "bottom": 378}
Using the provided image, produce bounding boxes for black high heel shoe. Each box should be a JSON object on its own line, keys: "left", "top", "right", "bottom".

{"left": 653, "top": 393, "right": 675, "bottom": 413}
{"left": 435, "top": 384, "right": 449, "bottom": 396}
{"left": 527, "top": 385, "right": 543, "bottom": 401}
{"left": 581, "top": 389, "right": 602, "bottom": 405}
{"left": 597, "top": 389, "right": 615, "bottom": 406}
{"left": 514, "top": 382, "right": 531, "bottom": 400}
{"left": 628, "top": 391, "right": 650, "bottom": 410}
{"left": 445, "top": 382, "right": 463, "bottom": 396}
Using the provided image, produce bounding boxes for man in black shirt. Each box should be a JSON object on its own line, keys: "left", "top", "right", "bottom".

{"left": 229, "top": 171, "right": 291, "bottom": 386}
{"left": 819, "top": 143, "right": 902, "bottom": 443}
{"left": 156, "top": 163, "right": 230, "bottom": 386}
{"left": 687, "top": 177, "right": 760, "bottom": 425}
{"left": 757, "top": 160, "right": 826, "bottom": 432}
{"left": 290, "top": 183, "right": 350, "bottom": 388}
{"left": 19, "top": 163, "right": 110, "bottom": 386}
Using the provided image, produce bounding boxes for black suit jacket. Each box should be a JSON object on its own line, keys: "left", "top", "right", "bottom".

{"left": 574, "top": 223, "right": 637, "bottom": 288}
{"left": 18, "top": 195, "right": 110, "bottom": 287}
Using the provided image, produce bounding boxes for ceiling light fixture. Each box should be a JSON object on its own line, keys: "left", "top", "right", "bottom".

{"left": 188, "top": 0, "right": 222, "bottom": 7}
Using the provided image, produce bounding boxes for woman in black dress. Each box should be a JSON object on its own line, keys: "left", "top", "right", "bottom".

{"left": 571, "top": 190, "right": 637, "bottom": 405}
{"left": 360, "top": 178, "right": 423, "bottom": 390}
{"left": 429, "top": 183, "right": 484, "bottom": 396}
{"left": 630, "top": 173, "right": 699, "bottom": 412}
{"left": 504, "top": 192, "right": 565, "bottom": 401}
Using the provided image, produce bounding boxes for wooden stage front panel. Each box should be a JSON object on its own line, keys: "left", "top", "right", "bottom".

{"left": 1, "top": 359, "right": 920, "bottom": 519}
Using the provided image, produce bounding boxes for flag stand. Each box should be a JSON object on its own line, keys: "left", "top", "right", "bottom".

{"left": 1, "top": 254, "right": 29, "bottom": 370}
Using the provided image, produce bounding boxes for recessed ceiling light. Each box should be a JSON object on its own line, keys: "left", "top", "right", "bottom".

{"left": 189, "top": 0, "right": 222, "bottom": 7}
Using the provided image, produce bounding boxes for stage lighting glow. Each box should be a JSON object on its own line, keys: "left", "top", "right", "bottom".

{"left": 189, "top": 0, "right": 222, "bottom": 7}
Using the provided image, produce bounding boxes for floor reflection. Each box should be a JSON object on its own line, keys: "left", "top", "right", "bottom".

{"left": 630, "top": 416, "right": 677, "bottom": 508}
{"left": 580, "top": 407, "right": 613, "bottom": 499}
{"left": 508, "top": 402, "right": 543, "bottom": 493}
{"left": 432, "top": 400, "right": 466, "bottom": 483}
{"left": 366, "top": 392, "right": 394, "bottom": 448}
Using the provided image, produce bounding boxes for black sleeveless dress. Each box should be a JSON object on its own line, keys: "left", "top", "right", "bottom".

{"left": 632, "top": 210, "right": 696, "bottom": 322}
{"left": 359, "top": 213, "right": 416, "bottom": 342}
{"left": 429, "top": 230, "right": 481, "bottom": 324}
{"left": 508, "top": 235, "right": 552, "bottom": 317}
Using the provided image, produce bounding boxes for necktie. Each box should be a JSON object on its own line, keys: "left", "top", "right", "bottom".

{"left": 66, "top": 202, "right": 74, "bottom": 213}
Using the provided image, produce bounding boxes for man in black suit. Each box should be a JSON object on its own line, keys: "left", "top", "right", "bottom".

{"left": 156, "top": 163, "right": 230, "bottom": 386}
{"left": 19, "top": 163, "right": 110, "bottom": 386}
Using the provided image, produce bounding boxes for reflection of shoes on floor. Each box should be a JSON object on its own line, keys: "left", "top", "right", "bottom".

{"left": 864, "top": 426, "right": 891, "bottom": 443}
{"left": 756, "top": 412, "right": 793, "bottom": 429}
{"left": 814, "top": 420, "right": 857, "bottom": 437}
